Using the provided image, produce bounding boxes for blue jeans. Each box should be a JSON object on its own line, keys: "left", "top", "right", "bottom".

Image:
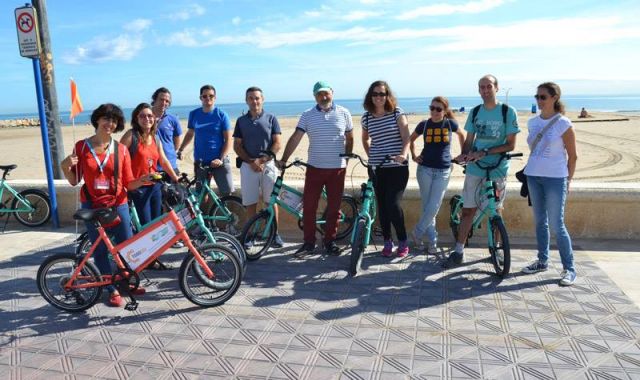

{"left": 82, "top": 202, "right": 133, "bottom": 293}
{"left": 129, "top": 183, "right": 162, "bottom": 226}
{"left": 526, "top": 175, "right": 575, "bottom": 273}
{"left": 414, "top": 165, "right": 451, "bottom": 244}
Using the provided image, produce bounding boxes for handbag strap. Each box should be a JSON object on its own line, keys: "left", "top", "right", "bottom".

{"left": 530, "top": 114, "right": 561, "bottom": 154}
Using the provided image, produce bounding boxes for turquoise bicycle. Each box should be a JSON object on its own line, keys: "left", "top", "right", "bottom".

{"left": 0, "top": 164, "right": 51, "bottom": 227}
{"left": 240, "top": 151, "right": 357, "bottom": 261}
{"left": 449, "top": 152, "right": 522, "bottom": 277}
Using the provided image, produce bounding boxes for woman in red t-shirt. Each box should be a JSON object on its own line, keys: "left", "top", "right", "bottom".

{"left": 121, "top": 103, "right": 179, "bottom": 226}
{"left": 61, "top": 103, "right": 151, "bottom": 307}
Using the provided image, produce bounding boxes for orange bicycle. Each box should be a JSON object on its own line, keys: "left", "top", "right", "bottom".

{"left": 36, "top": 198, "right": 242, "bottom": 312}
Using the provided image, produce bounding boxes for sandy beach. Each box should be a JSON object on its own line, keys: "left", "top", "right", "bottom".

{"left": 2, "top": 111, "right": 639, "bottom": 184}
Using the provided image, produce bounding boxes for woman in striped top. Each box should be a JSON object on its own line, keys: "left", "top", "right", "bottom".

{"left": 361, "top": 80, "right": 411, "bottom": 257}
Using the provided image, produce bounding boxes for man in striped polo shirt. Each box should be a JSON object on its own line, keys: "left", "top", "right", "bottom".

{"left": 279, "top": 81, "right": 354, "bottom": 258}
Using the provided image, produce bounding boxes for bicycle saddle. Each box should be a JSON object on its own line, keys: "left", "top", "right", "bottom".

{"left": 73, "top": 208, "right": 117, "bottom": 223}
{"left": 0, "top": 164, "right": 17, "bottom": 171}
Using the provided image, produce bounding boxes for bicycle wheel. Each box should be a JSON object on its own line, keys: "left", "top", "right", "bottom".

{"left": 75, "top": 232, "right": 91, "bottom": 257}
{"left": 37, "top": 252, "right": 103, "bottom": 312}
{"left": 207, "top": 195, "right": 247, "bottom": 237}
{"left": 349, "top": 218, "right": 367, "bottom": 277}
{"left": 179, "top": 243, "right": 242, "bottom": 307}
{"left": 449, "top": 195, "right": 463, "bottom": 242}
{"left": 335, "top": 195, "right": 358, "bottom": 240}
{"left": 13, "top": 189, "right": 51, "bottom": 227}
{"left": 489, "top": 216, "right": 511, "bottom": 277}
{"left": 240, "top": 210, "right": 276, "bottom": 261}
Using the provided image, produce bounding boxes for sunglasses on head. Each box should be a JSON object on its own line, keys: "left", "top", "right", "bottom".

{"left": 429, "top": 105, "right": 444, "bottom": 112}
{"left": 534, "top": 94, "right": 549, "bottom": 101}
{"left": 372, "top": 91, "right": 387, "bottom": 97}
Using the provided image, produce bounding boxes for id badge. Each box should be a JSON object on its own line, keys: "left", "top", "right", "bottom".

{"left": 94, "top": 176, "right": 110, "bottom": 190}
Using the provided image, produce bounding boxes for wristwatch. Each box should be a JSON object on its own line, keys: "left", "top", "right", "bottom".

{"left": 482, "top": 148, "right": 490, "bottom": 156}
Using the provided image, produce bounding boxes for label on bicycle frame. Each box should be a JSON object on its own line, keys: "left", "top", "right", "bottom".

{"left": 119, "top": 215, "right": 178, "bottom": 270}
{"left": 279, "top": 189, "right": 303, "bottom": 213}
{"left": 177, "top": 207, "right": 193, "bottom": 226}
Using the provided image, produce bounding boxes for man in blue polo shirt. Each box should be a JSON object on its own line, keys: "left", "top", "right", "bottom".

{"left": 178, "top": 84, "right": 234, "bottom": 196}
{"left": 234, "top": 86, "right": 284, "bottom": 248}
{"left": 151, "top": 87, "right": 182, "bottom": 173}
{"left": 279, "top": 81, "right": 354, "bottom": 258}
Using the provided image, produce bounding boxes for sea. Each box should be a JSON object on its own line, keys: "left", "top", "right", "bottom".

{"left": 2, "top": 95, "right": 640, "bottom": 124}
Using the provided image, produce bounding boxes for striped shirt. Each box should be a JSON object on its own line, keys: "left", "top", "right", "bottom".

{"left": 296, "top": 104, "right": 353, "bottom": 168}
{"left": 361, "top": 107, "right": 406, "bottom": 168}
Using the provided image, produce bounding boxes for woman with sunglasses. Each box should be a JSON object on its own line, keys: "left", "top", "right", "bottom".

{"left": 361, "top": 80, "right": 411, "bottom": 257}
{"left": 409, "top": 97, "right": 465, "bottom": 254}
{"left": 60, "top": 104, "right": 152, "bottom": 306}
{"left": 521, "top": 82, "right": 578, "bottom": 286}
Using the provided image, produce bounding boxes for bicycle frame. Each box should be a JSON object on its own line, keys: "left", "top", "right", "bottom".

{"left": 349, "top": 177, "right": 377, "bottom": 245}
{"left": 451, "top": 176, "right": 501, "bottom": 246}
{"left": 191, "top": 165, "right": 235, "bottom": 223}
{"left": 65, "top": 206, "right": 214, "bottom": 291}
{"left": 0, "top": 180, "right": 35, "bottom": 213}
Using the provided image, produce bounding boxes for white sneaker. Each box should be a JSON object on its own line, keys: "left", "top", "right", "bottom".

{"left": 410, "top": 230, "right": 425, "bottom": 250}
{"left": 559, "top": 270, "right": 577, "bottom": 286}
{"left": 426, "top": 242, "right": 438, "bottom": 255}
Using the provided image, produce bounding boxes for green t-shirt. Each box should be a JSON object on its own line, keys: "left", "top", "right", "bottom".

{"left": 464, "top": 103, "right": 520, "bottom": 178}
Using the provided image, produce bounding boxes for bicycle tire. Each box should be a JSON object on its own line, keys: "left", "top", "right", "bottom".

{"left": 37, "top": 252, "right": 102, "bottom": 312}
{"left": 299, "top": 195, "right": 358, "bottom": 240}
{"left": 12, "top": 189, "right": 51, "bottom": 227}
{"left": 489, "top": 216, "right": 511, "bottom": 277}
{"left": 240, "top": 210, "right": 276, "bottom": 261}
{"left": 75, "top": 232, "right": 91, "bottom": 257}
{"left": 190, "top": 228, "right": 247, "bottom": 272}
{"left": 206, "top": 195, "right": 247, "bottom": 237}
{"left": 178, "top": 243, "right": 242, "bottom": 307}
{"left": 449, "top": 195, "right": 471, "bottom": 246}
{"left": 349, "top": 218, "right": 367, "bottom": 277}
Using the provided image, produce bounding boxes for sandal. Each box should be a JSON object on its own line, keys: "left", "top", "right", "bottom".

{"left": 148, "top": 259, "right": 173, "bottom": 271}
{"left": 129, "top": 285, "right": 146, "bottom": 296}
{"left": 109, "top": 293, "right": 123, "bottom": 307}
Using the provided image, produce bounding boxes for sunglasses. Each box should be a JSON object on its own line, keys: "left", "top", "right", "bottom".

{"left": 200, "top": 94, "right": 215, "bottom": 99}
{"left": 429, "top": 105, "right": 444, "bottom": 112}
{"left": 138, "top": 113, "right": 155, "bottom": 119}
{"left": 372, "top": 92, "right": 387, "bottom": 97}
{"left": 534, "top": 94, "right": 549, "bottom": 101}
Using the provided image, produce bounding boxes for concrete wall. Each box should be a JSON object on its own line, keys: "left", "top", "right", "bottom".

{"left": 7, "top": 180, "right": 640, "bottom": 240}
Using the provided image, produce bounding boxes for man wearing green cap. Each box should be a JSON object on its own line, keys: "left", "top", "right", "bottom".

{"left": 280, "top": 81, "right": 354, "bottom": 258}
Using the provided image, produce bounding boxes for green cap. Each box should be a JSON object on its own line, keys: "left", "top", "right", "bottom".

{"left": 313, "top": 81, "right": 332, "bottom": 95}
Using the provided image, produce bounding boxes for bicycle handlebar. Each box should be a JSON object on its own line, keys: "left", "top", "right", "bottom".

{"left": 452, "top": 152, "right": 523, "bottom": 170}
{"left": 340, "top": 153, "right": 405, "bottom": 170}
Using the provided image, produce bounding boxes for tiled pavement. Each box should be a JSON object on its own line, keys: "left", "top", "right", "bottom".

{"left": 2, "top": 238, "right": 640, "bottom": 379}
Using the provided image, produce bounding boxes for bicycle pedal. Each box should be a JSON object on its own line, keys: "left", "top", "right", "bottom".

{"left": 124, "top": 301, "right": 138, "bottom": 311}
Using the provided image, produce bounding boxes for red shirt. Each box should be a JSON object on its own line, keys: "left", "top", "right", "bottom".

{"left": 130, "top": 138, "right": 160, "bottom": 185}
{"left": 73, "top": 139, "right": 134, "bottom": 208}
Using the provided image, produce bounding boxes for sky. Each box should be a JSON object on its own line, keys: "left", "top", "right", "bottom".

{"left": 1, "top": 0, "right": 640, "bottom": 113}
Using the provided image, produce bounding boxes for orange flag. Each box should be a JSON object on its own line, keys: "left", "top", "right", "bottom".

{"left": 70, "top": 78, "right": 84, "bottom": 120}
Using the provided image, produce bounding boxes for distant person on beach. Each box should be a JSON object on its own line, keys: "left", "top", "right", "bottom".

{"left": 521, "top": 82, "right": 578, "bottom": 286}
{"left": 151, "top": 87, "right": 182, "bottom": 174}
{"left": 279, "top": 81, "right": 354, "bottom": 258}
{"left": 121, "top": 103, "right": 179, "bottom": 269}
{"left": 178, "top": 84, "right": 234, "bottom": 196}
{"left": 60, "top": 103, "right": 152, "bottom": 307}
{"left": 233, "top": 86, "right": 284, "bottom": 248}
{"left": 409, "top": 96, "right": 465, "bottom": 255}
{"left": 361, "top": 80, "right": 411, "bottom": 257}
{"left": 579, "top": 107, "right": 590, "bottom": 118}
{"left": 445, "top": 74, "right": 520, "bottom": 267}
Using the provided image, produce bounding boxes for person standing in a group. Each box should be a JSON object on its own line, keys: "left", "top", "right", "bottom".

{"left": 279, "top": 81, "right": 354, "bottom": 258}
{"left": 60, "top": 104, "right": 151, "bottom": 307}
{"left": 233, "top": 87, "right": 284, "bottom": 248}
{"left": 521, "top": 82, "right": 578, "bottom": 286}
{"left": 409, "top": 96, "right": 465, "bottom": 254}
{"left": 361, "top": 80, "right": 411, "bottom": 257}
{"left": 151, "top": 87, "right": 182, "bottom": 174}
{"left": 178, "top": 85, "right": 234, "bottom": 196}
{"left": 446, "top": 74, "right": 520, "bottom": 267}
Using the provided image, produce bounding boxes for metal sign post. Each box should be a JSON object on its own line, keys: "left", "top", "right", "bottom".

{"left": 15, "top": 4, "right": 59, "bottom": 228}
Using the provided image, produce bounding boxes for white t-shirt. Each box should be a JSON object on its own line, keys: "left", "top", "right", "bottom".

{"left": 523, "top": 114, "right": 572, "bottom": 178}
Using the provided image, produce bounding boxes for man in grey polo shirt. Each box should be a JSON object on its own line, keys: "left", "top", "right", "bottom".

{"left": 233, "top": 86, "right": 284, "bottom": 248}
{"left": 279, "top": 81, "right": 354, "bottom": 258}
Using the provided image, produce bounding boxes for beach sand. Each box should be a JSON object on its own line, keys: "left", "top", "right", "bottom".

{"left": 2, "top": 111, "right": 639, "bottom": 184}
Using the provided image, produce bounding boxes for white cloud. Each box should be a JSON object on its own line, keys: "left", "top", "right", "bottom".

{"left": 123, "top": 18, "right": 152, "bottom": 32}
{"left": 397, "top": 0, "right": 506, "bottom": 20}
{"left": 232, "top": 17, "right": 241, "bottom": 26}
{"left": 163, "top": 16, "right": 640, "bottom": 52}
{"left": 342, "top": 10, "right": 380, "bottom": 21}
{"left": 63, "top": 34, "right": 143, "bottom": 64}
{"left": 171, "top": 3, "right": 206, "bottom": 21}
